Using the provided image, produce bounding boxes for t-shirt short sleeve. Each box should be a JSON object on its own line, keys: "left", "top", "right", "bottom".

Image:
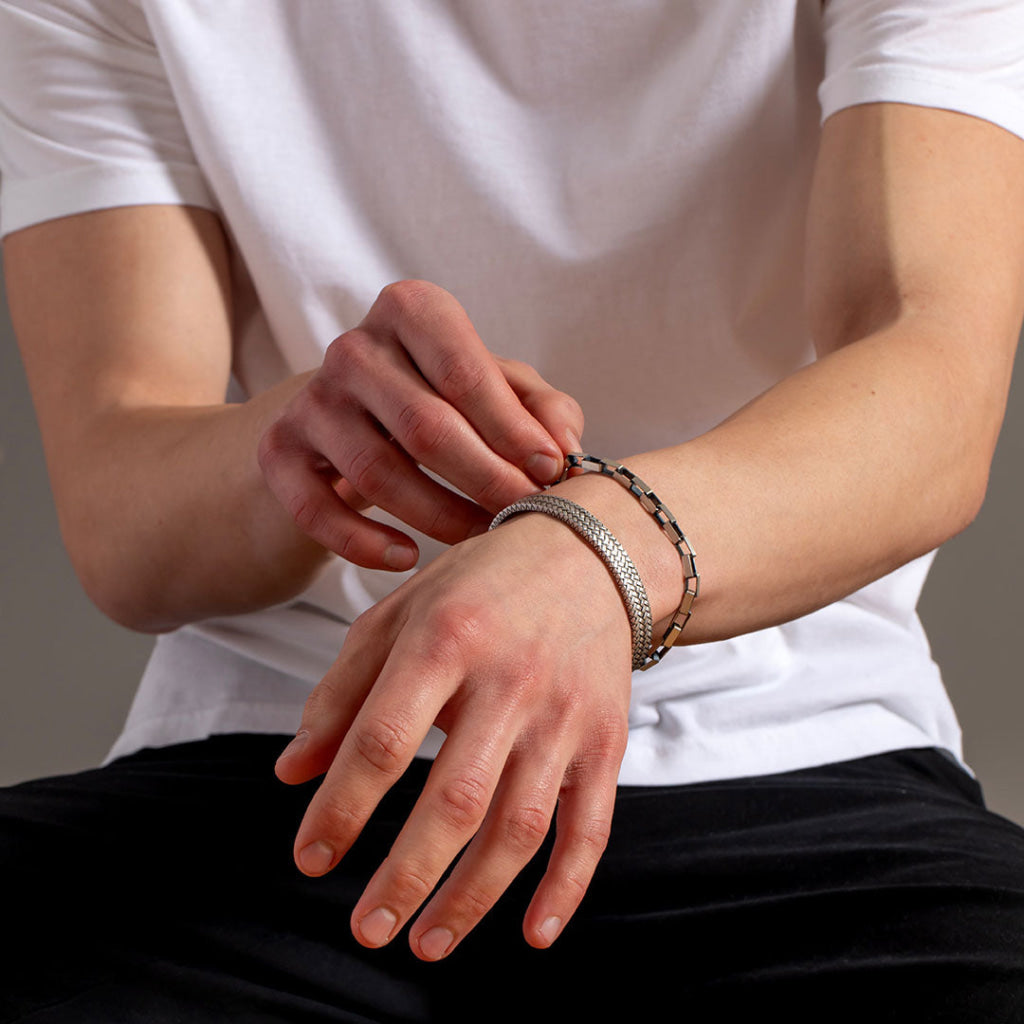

{"left": 0, "top": 0, "right": 217, "bottom": 239}
{"left": 820, "top": 0, "right": 1024, "bottom": 141}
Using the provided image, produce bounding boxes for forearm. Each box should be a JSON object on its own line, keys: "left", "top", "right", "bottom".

{"left": 52, "top": 371, "right": 332, "bottom": 633}
{"left": 552, "top": 316, "right": 1015, "bottom": 646}
{"left": 2, "top": 206, "right": 323, "bottom": 631}
{"left": 6, "top": 206, "right": 581, "bottom": 634}
{"left": 47, "top": 286, "right": 583, "bottom": 635}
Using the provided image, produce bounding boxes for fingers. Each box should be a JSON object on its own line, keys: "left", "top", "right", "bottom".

{"left": 520, "top": 738, "right": 622, "bottom": 949}
{"left": 279, "top": 388, "right": 494, "bottom": 544}
{"left": 257, "top": 431, "right": 422, "bottom": 570}
{"left": 405, "top": 714, "right": 624, "bottom": 959}
{"left": 362, "top": 281, "right": 567, "bottom": 484}
{"left": 349, "top": 727, "right": 522, "bottom": 957}
{"left": 396, "top": 748, "right": 565, "bottom": 960}
{"left": 286, "top": 629, "right": 454, "bottom": 875}
{"left": 260, "top": 280, "right": 587, "bottom": 562}
{"left": 284, "top": 621, "right": 593, "bottom": 958}
{"left": 318, "top": 329, "right": 541, "bottom": 516}
{"left": 291, "top": 708, "right": 620, "bottom": 958}
{"left": 276, "top": 518, "right": 631, "bottom": 959}
{"left": 343, "top": 707, "right": 624, "bottom": 961}
{"left": 497, "top": 356, "right": 585, "bottom": 455}
{"left": 274, "top": 607, "right": 397, "bottom": 785}
{"left": 346, "top": 739, "right": 620, "bottom": 961}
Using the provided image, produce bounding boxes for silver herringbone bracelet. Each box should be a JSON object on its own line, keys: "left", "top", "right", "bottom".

{"left": 562, "top": 453, "right": 699, "bottom": 670}
{"left": 489, "top": 493, "right": 653, "bottom": 670}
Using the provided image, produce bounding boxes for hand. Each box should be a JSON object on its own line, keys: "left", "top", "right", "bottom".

{"left": 258, "top": 280, "right": 584, "bottom": 570}
{"left": 275, "top": 511, "right": 633, "bottom": 959}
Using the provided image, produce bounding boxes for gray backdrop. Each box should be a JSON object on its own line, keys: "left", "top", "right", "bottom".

{"left": 2, "top": 252, "right": 1022, "bottom": 825}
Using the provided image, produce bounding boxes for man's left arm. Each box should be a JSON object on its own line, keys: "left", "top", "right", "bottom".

{"left": 554, "top": 101, "right": 1024, "bottom": 643}
{"left": 277, "top": 103, "right": 1024, "bottom": 959}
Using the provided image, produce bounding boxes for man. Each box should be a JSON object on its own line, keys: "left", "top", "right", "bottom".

{"left": 2, "top": 1, "right": 1023, "bottom": 1019}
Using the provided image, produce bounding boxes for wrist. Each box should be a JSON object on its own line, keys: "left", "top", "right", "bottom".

{"left": 491, "top": 493, "right": 653, "bottom": 668}
{"left": 483, "top": 509, "right": 637, "bottom": 643}
{"left": 548, "top": 456, "right": 692, "bottom": 638}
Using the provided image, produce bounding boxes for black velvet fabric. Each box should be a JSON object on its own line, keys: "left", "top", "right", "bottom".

{"left": 3, "top": 736, "right": 1023, "bottom": 1022}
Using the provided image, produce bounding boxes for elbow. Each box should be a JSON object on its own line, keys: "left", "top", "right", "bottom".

{"left": 916, "top": 332, "right": 1012, "bottom": 554}
{"left": 97, "top": 595, "right": 181, "bottom": 636}
{"left": 946, "top": 460, "right": 991, "bottom": 542}
{"left": 943, "top": 369, "right": 1009, "bottom": 546}
{"left": 64, "top": 521, "right": 328, "bottom": 634}
{"left": 71, "top": 547, "right": 181, "bottom": 635}
{"left": 58, "top": 512, "right": 192, "bottom": 633}
{"left": 925, "top": 436, "right": 995, "bottom": 555}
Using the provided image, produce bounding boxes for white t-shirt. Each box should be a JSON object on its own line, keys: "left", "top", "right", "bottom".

{"left": 2, "top": 1, "right": 1023, "bottom": 784}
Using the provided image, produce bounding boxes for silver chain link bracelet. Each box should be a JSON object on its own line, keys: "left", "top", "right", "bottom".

{"left": 562, "top": 453, "right": 699, "bottom": 670}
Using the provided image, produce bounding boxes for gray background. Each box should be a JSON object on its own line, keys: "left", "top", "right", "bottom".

{"left": 1, "top": 252, "right": 1022, "bottom": 825}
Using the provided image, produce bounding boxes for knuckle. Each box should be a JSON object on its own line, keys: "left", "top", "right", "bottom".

{"left": 517, "top": 677, "right": 585, "bottom": 734}
{"left": 347, "top": 446, "right": 396, "bottom": 501}
{"left": 302, "top": 676, "right": 342, "bottom": 721}
{"left": 256, "top": 419, "right": 290, "bottom": 473}
{"left": 500, "top": 803, "right": 551, "bottom": 853}
{"left": 396, "top": 400, "right": 452, "bottom": 459}
{"left": 447, "top": 882, "right": 495, "bottom": 921}
{"left": 433, "top": 349, "right": 488, "bottom": 405}
{"left": 522, "top": 388, "right": 584, "bottom": 437}
{"left": 418, "top": 494, "right": 470, "bottom": 545}
{"left": 498, "top": 356, "right": 533, "bottom": 380}
{"left": 377, "top": 279, "right": 437, "bottom": 321}
{"left": 435, "top": 771, "right": 491, "bottom": 833}
{"left": 471, "top": 465, "right": 518, "bottom": 511}
{"left": 346, "top": 606, "right": 380, "bottom": 644}
{"left": 590, "top": 711, "right": 629, "bottom": 760}
{"left": 492, "top": 653, "right": 543, "bottom": 703}
{"left": 321, "top": 331, "right": 391, "bottom": 403}
{"left": 547, "top": 676, "right": 586, "bottom": 718}
{"left": 562, "top": 814, "right": 612, "bottom": 860}
{"left": 566, "top": 705, "right": 630, "bottom": 770}
{"left": 353, "top": 713, "right": 414, "bottom": 776}
{"left": 324, "top": 327, "right": 373, "bottom": 376}
{"left": 487, "top": 409, "right": 538, "bottom": 448}
{"left": 387, "top": 859, "right": 436, "bottom": 907}
{"left": 332, "top": 528, "right": 367, "bottom": 567}
{"left": 558, "top": 391, "right": 585, "bottom": 430}
{"left": 312, "top": 790, "right": 364, "bottom": 840}
{"left": 557, "top": 864, "right": 594, "bottom": 903}
{"left": 286, "top": 490, "right": 330, "bottom": 539}
{"left": 428, "top": 601, "right": 491, "bottom": 657}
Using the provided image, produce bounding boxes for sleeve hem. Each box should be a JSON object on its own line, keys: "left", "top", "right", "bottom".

{"left": 819, "top": 68, "right": 1024, "bottom": 143}
{"left": 0, "top": 161, "right": 219, "bottom": 239}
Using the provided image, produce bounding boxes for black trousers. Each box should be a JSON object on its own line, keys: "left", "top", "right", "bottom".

{"left": 2, "top": 735, "right": 1023, "bottom": 1022}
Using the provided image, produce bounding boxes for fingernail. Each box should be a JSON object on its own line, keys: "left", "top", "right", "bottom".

{"left": 418, "top": 926, "right": 455, "bottom": 961}
{"left": 276, "top": 730, "right": 309, "bottom": 763}
{"left": 383, "top": 544, "right": 417, "bottom": 570}
{"left": 526, "top": 452, "right": 562, "bottom": 484}
{"left": 358, "top": 906, "right": 398, "bottom": 947}
{"left": 298, "top": 840, "right": 335, "bottom": 876}
{"left": 566, "top": 431, "right": 582, "bottom": 455}
{"left": 539, "top": 915, "right": 563, "bottom": 945}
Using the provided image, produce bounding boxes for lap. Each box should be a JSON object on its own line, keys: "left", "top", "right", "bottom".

{"left": 3, "top": 736, "right": 1023, "bottom": 1022}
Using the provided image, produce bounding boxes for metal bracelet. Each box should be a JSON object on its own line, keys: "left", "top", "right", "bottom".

{"left": 489, "top": 493, "right": 654, "bottom": 670}
{"left": 562, "top": 453, "right": 699, "bottom": 671}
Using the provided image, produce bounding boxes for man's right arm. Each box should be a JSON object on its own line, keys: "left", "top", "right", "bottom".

{"left": 5, "top": 204, "right": 331, "bottom": 630}
{"left": 3, "top": 204, "right": 579, "bottom": 632}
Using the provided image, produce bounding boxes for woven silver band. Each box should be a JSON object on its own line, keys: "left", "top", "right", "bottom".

{"left": 489, "top": 493, "right": 654, "bottom": 670}
{"left": 562, "top": 453, "right": 699, "bottom": 671}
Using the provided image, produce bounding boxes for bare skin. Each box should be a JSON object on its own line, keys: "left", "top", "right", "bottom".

{"left": 6, "top": 102, "right": 1024, "bottom": 959}
{"left": 5, "top": 229, "right": 581, "bottom": 630}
